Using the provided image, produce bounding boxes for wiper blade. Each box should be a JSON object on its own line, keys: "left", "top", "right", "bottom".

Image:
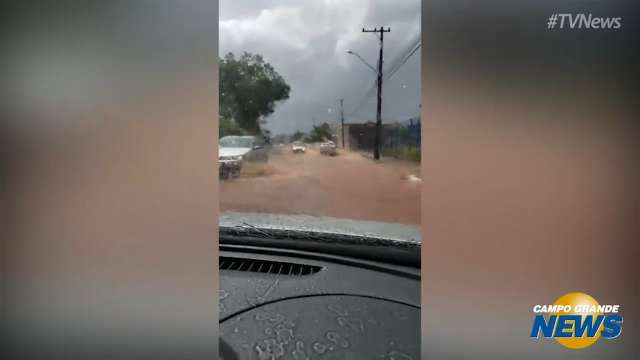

{"left": 218, "top": 225, "right": 420, "bottom": 268}
{"left": 239, "top": 222, "right": 273, "bottom": 238}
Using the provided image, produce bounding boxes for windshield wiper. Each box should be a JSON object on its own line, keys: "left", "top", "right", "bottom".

{"left": 218, "top": 224, "right": 420, "bottom": 268}
{"left": 240, "top": 222, "right": 273, "bottom": 238}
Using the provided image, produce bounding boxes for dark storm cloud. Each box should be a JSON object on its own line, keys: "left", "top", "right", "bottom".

{"left": 220, "top": 0, "right": 421, "bottom": 135}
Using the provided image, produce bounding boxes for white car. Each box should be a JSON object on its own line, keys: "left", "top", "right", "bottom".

{"left": 319, "top": 141, "right": 337, "bottom": 156}
{"left": 291, "top": 141, "right": 306, "bottom": 153}
{"left": 219, "top": 136, "right": 268, "bottom": 179}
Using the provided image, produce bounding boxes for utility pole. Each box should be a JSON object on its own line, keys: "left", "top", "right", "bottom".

{"left": 362, "top": 27, "right": 390, "bottom": 160}
{"left": 339, "top": 98, "right": 345, "bottom": 148}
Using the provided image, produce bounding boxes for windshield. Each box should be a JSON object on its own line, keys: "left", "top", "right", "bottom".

{"left": 219, "top": 136, "right": 253, "bottom": 148}
{"left": 219, "top": 0, "right": 421, "bottom": 236}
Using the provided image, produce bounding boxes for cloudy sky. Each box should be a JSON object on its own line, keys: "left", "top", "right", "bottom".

{"left": 220, "top": 0, "right": 421, "bottom": 135}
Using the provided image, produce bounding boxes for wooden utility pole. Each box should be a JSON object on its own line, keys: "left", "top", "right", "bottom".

{"left": 339, "top": 98, "right": 345, "bottom": 148}
{"left": 362, "top": 27, "right": 390, "bottom": 160}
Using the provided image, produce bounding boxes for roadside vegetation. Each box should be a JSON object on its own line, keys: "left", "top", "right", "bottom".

{"left": 384, "top": 146, "right": 421, "bottom": 162}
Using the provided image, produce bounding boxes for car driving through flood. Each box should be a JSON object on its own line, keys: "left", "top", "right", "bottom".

{"left": 219, "top": 135, "right": 268, "bottom": 179}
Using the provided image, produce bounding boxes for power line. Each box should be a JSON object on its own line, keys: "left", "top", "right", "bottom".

{"left": 382, "top": 32, "right": 420, "bottom": 79}
{"left": 385, "top": 41, "right": 421, "bottom": 81}
{"left": 347, "top": 37, "right": 421, "bottom": 117}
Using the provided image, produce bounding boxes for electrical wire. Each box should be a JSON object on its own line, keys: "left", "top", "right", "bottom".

{"left": 346, "top": 38, "right": 421, "bottom": 117}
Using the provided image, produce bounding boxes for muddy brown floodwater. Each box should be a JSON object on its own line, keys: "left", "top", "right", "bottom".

{"left": 220, "top": 147, "right": 421, "bottom": 224}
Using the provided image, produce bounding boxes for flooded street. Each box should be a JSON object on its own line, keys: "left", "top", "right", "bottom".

{"left": 220, "top": 147, "right": 421, "bottom": 224}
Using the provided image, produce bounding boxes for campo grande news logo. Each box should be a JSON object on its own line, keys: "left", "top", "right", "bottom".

{"left": 530, "top": 292, "right": 623, "bottom": 349}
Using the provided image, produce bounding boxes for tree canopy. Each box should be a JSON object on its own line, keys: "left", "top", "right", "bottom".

{"left": 220, "top": 52, "right": 290, "bottom": 135}
{"left": 289, "top": 131, "right": 306, "bottom": 142}
{"left": 305, "top": 123, "right": 333, "bottom": 143}
{"left": 219, "top": 115, "right": 248, "bottom": 137}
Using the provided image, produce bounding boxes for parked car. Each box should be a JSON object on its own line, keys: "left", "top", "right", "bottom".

{"left": 291, "top": 141, "right": 306, "bottom": 153}
{"left": 219, "top": 135, "right": 268, "bottom": 179}
{"left": 319, "top": 141, "right": 337, "bottom": 156}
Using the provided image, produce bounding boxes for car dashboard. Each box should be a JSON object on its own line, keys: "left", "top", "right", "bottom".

{"left": 219, "top": 216, "right": 421, "bottom": 360}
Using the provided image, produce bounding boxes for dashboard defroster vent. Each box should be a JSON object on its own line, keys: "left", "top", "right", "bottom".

{"left": 219, "top": 257, "right": 322, "bottom": 276}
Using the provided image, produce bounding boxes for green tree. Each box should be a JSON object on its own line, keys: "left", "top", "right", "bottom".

{"left": 220, "top": 52, "right": 290, "bottom": 134}
{"left": 219, "top": 115, "right": 248, "bottom": 138}
{"left": 290, "top": 131, "right": 306, "bottom": 142}
{"left": 305, "top": 123, "right": 333, "bottom": 142}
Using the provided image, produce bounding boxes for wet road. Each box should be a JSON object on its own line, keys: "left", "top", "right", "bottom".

{"left": 220, "top": 147, "right": 421, "bottom": 224}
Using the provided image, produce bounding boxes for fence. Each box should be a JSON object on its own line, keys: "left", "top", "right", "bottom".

{"left": 342, "top": 117, "right": 421, "bottom": 158}
{"left": 382, "top": 117, "right": 421, "bottom": 151}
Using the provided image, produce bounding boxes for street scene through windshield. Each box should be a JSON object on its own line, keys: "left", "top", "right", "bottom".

{"left": 219, "top": 0, "right": 421, "bottom": 225}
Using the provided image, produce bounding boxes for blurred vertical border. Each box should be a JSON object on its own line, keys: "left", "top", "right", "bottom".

{"left": 2, "top": 1, "right": 220, "bottom": 359}
{"left": 421, "top": 1, "right": 639, "bottom": 359}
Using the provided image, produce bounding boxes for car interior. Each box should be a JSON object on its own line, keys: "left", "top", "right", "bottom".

{"left": 218, "top": 224, "right": 420, "bottom": 359}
